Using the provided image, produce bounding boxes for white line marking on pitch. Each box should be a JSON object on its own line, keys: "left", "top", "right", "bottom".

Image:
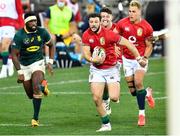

{"left": 0, "top": 71, "right": 164, "bottom": 91}
{"left": 154, "top": 96, "right": 168, "bottom": 100}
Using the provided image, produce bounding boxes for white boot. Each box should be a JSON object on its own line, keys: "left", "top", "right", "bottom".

{"left": 7, "top": 58, "right": 14, "bottom": 76}
{"left": 0, "top": 65, "right": 8, "bottom": 78}
{"left": 96, "top": 122, "right": 112, "bottom": 132}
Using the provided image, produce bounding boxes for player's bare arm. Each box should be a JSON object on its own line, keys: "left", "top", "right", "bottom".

{"left": 118, "top": 36, "right": 140, "bottom": 58}
{"left": 11, "top": 48, "right": 24, "bottom": 82}
{"left": 46, "top": 40, "right": 55, "bottom": 76}
{"left": 118, "top": 36, "right": 147, "bottom": 67}
{"left": 144, "top": 38, "right": 153, "bottom": 59}
{"left": 82, "top": 45, "right": 104, "bottom": 64}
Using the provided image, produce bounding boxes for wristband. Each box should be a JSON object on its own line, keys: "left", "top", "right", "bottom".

{"left": 17, "top": 69, "right": 23, "bottom": 75}
{"left": 48, "top": 59, "right": 54, "bottom": 65}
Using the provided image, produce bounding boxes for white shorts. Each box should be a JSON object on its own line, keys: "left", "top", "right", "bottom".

{"left": 122, "top": 56, "right": 148, "bottom": 77}
{"left": 0, "top": 26, "right": 15, "bottom": 42}
{"left": 89, "top": 64, "right": 120, "bottom": 83}
{"left": 20, "top": 60, "right": 45, "bottom": 81}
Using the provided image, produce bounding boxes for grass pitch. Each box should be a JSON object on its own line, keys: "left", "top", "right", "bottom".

{"left": 0, "top": 58, "right": 166, "bottom": 135}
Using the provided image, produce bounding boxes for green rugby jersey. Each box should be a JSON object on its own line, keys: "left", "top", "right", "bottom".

{"left": 13, "top": 27, "right": 51, "bottom": 66}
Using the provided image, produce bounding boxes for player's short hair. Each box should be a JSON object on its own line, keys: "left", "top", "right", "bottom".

{"left": 88, "top": 13, "right": 101, "bottom": 21}
{"left": 24, "top": 12, "right": 37, "bottom": 23}
{"left": 100, "top": 7, "right": 112, "bottom": 15}
{"left": 129, "top": 0, "right": 142, "bottom": 9}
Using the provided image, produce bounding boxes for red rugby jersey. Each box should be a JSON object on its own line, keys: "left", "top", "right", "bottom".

{"left": 115, "top": 17, "right": 153, "bottom": 59}
{"left": 82, "top": 27, "right": 121, "bottom": 69}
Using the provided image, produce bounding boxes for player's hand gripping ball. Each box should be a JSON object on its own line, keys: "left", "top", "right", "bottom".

{"left": 92, "top": 46, "right": 106, "bottom": 64}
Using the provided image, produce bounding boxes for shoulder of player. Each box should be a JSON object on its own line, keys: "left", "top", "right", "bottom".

{"left": 82, "top": 28, "right": 92, "bottom": 37}
{"left": 102, "top": 27, "right": 114, "bottom": 34}
{"left": 141, "top": 19, "right": 153, "bottom": 31}
{"left": 15, "top": 28, "right": 24, "bottom": 37}
{"left": 111, "top": 23, "right": 117, "bottom": 30}
{"left": 116, "top": 17, "right": 129, "bottom": 24}
{"left": 141, "top": 19, "right": 152, "bottom": 27}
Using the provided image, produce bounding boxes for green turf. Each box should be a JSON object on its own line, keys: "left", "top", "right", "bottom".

{"left": 0, "top": 58, "right": 166, "bottom": 135}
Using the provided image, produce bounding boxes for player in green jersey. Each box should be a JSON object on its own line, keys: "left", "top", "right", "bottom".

{"left": 11, "top": 12, "right": 55, "bottom": 127}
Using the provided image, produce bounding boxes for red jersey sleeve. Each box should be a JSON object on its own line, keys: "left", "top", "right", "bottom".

{"left": 15, "top": 0, "right": 24, "bottom": 29}
{"left": 82, "top": 30, "right": 90, "bottom": 46}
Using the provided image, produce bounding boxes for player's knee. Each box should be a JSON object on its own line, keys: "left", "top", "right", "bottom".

{"left": 111, "top": 98, "right": 119, "bottom": 102}
{"left": 33, "top": 84, "right": 39, "bottom": 92}
{"left": 134, "top": 79, "right": 143, "bottom": 89}
{"left": 110, "top": 96, "right": 119, "bottom": 102}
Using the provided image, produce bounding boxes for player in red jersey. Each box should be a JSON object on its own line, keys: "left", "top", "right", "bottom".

{"left": 0, "top": 0, "right": 24, "bottom": 78}
{"left": 100, "top": 7, "right": 123, "bottom": 115}
{"left": 82, "top": 13, "right": 145, "bottom": 132}
{"left": 113, "top": 0, "right": 155, "bottom": 126}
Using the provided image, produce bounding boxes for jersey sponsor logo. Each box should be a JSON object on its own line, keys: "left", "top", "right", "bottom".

{"left": 89, "top": 38, "right": 94, "bottom": 43}
{"left": 128, "top": 36, "right": 136, "bottom": 44}
{"left": 31, "top": 37, "right": 34, "bottom": 42}
{"left": 23, "top": 38, "right": 30, "bottom": 44}
{"left": 125, "top": 27, "right": 130, "bottom": 31}
{"left": 26, "top": 46, "right": 40, "bottom": 52}
{"left": 37, "top": 36, "right": 41, "bottom": 42}
{"left": 100, "top": 37, "right": 105, "bottom": 45}
{"left": 137, "top": 28, "right": 143, "bottom": 36}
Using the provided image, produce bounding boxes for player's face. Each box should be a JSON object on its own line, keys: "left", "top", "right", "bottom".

{"left": 26, "top": 20, "right": 37, "bottom": 32}
{"left": 100, "top": 12, "right": 113, "bottom": 28}
{"left": 129, "top": 6, "right": 141, "bottom": 23}
{"left": 89, "top": 17, "right": 101, "bottom": 33}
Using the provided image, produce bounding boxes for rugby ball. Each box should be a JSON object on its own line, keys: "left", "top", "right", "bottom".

{"left": 92, "top": 46, "right": 106, "bottom": 59}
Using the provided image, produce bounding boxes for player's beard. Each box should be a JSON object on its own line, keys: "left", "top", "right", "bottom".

{"left": 26, "top": 25, "right": 37, "bottom": 32}
{"left": 93, "top": 25, "right": 101, "bottom": 33}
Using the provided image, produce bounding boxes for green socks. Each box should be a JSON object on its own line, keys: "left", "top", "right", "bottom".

{"left": 101, "top": 115, "right": 110, "bottom": 124}
{"left": 32, "top": 98, "right": 42, "bottom": 120}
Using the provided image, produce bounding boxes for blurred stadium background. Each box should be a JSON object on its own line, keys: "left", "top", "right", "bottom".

{"left": 21, "top": 0, "right": 166, "bottom": 59}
